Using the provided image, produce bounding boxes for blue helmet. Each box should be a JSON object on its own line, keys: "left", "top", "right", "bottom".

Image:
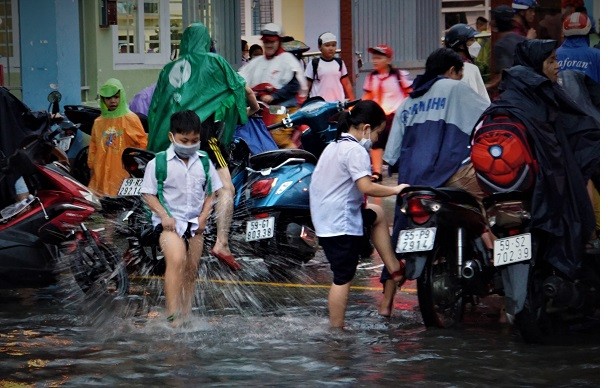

{"left": 512, "top": 0, "right": 538, "bottom": 10}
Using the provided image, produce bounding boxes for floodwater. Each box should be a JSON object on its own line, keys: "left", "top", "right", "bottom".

{"left": 0, "top": 250, "right": 600, "bottom": 387}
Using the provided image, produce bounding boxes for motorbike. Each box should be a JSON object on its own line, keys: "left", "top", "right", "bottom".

{"left": 393, "top": 186, "right": 501, "bottom": 328}
{"left": 0, "top": 119, "right": 129, "bottom": 295}
{"left": 483, "top": 191, "right": 600, "bottom": 343}
{"left": 241, "top": 98, "right": 358, "bottom": 264}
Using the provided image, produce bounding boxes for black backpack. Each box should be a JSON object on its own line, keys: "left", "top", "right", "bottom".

{"left": 311, "top": 57, "right": 343, "bottom": 81}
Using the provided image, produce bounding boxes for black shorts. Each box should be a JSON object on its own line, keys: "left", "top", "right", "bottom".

{"left": 203, "top": 137, "right": 229, "bottom": 170}
{"left": 318, "top": 208, "right": 377, "bottom": 285}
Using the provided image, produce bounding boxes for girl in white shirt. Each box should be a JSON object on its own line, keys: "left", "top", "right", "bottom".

{"left": 310, "top": 100, "right": 409, "bottom": 329}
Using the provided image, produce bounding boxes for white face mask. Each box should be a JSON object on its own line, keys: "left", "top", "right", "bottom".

{"left": 170, "top": 133, "right": 200, "bottom": 158}
{"left": 468, "top": 41, "right": 482, "bottom": 58}
{"left": 359, "top": 136, "right": 372, "bottom": 151}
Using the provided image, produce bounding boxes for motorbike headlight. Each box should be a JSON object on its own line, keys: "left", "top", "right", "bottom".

{"left": 79, "top": 190, "right": 102, "bottom": 211}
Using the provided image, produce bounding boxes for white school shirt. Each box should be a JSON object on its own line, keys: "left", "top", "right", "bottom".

{"left": 363, "top": 69, "right": 412, "bottom": 114}
{"left": 238, "top": 51, "right": 307, "bottom": 93}
{"left": 310, "top": 134, "right": 371, "bottom": 237}
{"left": 305, "top": 58, "right": 349, "bottom": 101}
{"left": 140, "top": 145, "right": 223, "bottom": 237}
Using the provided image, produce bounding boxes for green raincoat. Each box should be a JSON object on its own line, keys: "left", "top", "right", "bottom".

{"left": 147, "top": 23, "right": 249, "bottom": 152}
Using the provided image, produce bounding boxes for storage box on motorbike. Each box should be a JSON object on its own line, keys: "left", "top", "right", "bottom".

{"left": 471, "top": 114, "right": 538, "bottom": 194}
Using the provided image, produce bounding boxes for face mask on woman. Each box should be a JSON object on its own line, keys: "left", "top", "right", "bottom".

{"left": 468, "top": 41, "right": 482, "bottom": 58}
{"left": 170, "top": 134, "right": 200, "bottom": 158}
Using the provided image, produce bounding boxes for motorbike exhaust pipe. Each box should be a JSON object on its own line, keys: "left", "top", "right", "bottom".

{"left": 462, "top": 260, "right": 481, "bottom": 279}
{"left": 285, "top": 223, "right": 319, "bottom": 250}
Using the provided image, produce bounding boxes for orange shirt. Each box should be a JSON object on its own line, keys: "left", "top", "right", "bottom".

{"left": 87, "top": 112, "right": 147, "bottom": 197}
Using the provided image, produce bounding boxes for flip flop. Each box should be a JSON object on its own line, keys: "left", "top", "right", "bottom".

{"left": 211, "top": 249, "right": 241, "bottom": 271}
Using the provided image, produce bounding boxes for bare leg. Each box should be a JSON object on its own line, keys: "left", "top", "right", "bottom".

{"left": 159, "top": 231, "right": 188, "bottom": 319}
{"left": 180, "top": 234, "right": 204, "bottom": 317}
{"left": 365, "top": 203, "right": 403, "bottom": 317}
{"left": 328, "top": 282, "right": 351, "bottom": 328}
{"left": 213, "top": 167, "right": 235, "bottom": 256}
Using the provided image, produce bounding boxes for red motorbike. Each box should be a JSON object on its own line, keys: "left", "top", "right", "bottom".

{"left": 0, "top": 123, "right": 129, "bottom": 295}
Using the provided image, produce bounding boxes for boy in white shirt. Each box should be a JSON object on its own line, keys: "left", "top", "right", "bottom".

{"left": 141, "top": 110, "right": 223, "bottom": 326}
{"left": 305, "top": 32, "right": 355, "bottom": 102}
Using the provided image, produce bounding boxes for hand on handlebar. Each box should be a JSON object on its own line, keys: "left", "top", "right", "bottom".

{"left": 395, "top": 183, "right": 410, "bottom": 195}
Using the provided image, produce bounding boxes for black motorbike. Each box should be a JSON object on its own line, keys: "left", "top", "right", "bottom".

{"left": 483, "top": 191, "right": 600, "bottom": 343}
{"left": 394, "top": 186, "right": 500, "bottom": 328}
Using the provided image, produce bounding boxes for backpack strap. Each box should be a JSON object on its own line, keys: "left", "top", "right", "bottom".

{"left": 312, "top": 57, "right": 344, "bottom": 81}
{"left": 154, "top": 150, "right": 172, "bottom": 218}
{"left": 196, "top": 150, "right": 213, "bottom": 197}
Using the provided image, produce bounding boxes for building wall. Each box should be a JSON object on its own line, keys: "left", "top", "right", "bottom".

{"left": 303, "top": 0, "right": 340, "bottom": 51}
{"left": 20, "top": 0, "right": 81, "bottom": 110}
{"left": 279, "top": 0, "right": 305, "bottom": 42}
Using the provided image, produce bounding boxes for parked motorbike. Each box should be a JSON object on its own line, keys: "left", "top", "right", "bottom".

{"left": 241, "top": 98, "right": 358, "bottom": 264}
{"left": 393, "top": 186, "right": 501, "bottom": 328}
{"left": 0, "top": 121, "right": 129, "bottom": 295}
{"left": 483, "top": 191, "right": 600, "bottom": 343}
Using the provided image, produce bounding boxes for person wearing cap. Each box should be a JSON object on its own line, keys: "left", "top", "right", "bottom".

{"left": 87, "top": 78, "right": 147, "bottom": 197}
{"left": 511, "top": 0, "right": 538, "bottom": 39}
{"left": 557, "top": 12, "right": 599, "bottom": 84}
{"left": 239, "top": 22, "right": 307, "bottom": 106}
{"left": 444, "top": 23, "right": 491, "bottom": 103}
{"left": 361, "top": 44, "right": 412, "bottom": 182}
{"left": 239, "top": 22, "right": 308, "bottom": 148}
{"left": 305, "top": 32, "right": 355, "bottom": 102}
{"left": 485, "top": 5, "right": 527, "bottom": 98}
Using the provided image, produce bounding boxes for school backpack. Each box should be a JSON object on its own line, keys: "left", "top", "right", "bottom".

{"left": 470, "top": 112, "right": 538, "bottom": 194}
{"left": 311, "top": 57, "right": 343, "bottom": 81}
{"left": 154, "top": 150, "right": 212, "bottom": 217}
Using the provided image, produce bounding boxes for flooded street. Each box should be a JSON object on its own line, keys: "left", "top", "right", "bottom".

{"left": 0, "top": 251, "right": 599, "bottom": 386}
{"left": 0, "top": 175, "right": 600, "bottom": 386}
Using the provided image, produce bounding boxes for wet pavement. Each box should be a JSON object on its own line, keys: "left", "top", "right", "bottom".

{"left": 0, "top": 167, "right": 600, "bottom": 386}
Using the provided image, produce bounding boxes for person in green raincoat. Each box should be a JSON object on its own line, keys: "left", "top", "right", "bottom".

{"left": 148, "top": 22, "right": 259, "bottom": 270}
{"left": 88, "top": 78, "right": 148, "bottom": 197}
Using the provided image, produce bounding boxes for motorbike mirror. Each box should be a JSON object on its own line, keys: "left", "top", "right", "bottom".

{"left": 47, "top": 91, "right": 62, "bottom": 104}
{"left": 269, "top": 105, "right": 287, "bottom": 115}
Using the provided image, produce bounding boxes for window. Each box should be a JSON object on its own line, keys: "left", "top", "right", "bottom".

{"left": 240, "top": 0, "right": 278, "bottom": 38}
{"left": 113, "top": 0, "right": 183, "bottom": 68}
{"left": 0, "top": 0, "right": 20, "bottom": 89}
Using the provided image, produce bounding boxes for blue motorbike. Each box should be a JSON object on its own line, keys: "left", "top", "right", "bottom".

{"left": 239, "top": 98, "right": 358, "bottom": 264}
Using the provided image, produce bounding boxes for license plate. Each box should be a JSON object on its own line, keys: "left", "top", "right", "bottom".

{"left": 396, "top": 227, "right": 436, "bottom": 253}
{"left": 57, "top": 136, "right": 72, "bottom": 151}
{"left": 245, "top": 216, "right": 275, "bottom": 241}
{"left": 117, "top": 178, "right": 143, "bottom": 196}
{"left": 493, "top": 233, "right": 532, "bottom": 267}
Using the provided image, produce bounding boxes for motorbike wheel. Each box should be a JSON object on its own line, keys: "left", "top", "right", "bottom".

{"left": 72, "top": 146, "right": 91, "bottom": 185}
{"left": 515, "top": 269, "right": 553, "bottom": 344}
{"left": 71, "top": 241, "right": 129, "bottom": 296}
{"left": 417, "top": 243, "right": 464, "bottom": 328}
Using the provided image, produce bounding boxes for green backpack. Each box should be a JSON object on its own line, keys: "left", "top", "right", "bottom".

{"left": 154, "top": 150, "right": 213, "bottom": 218}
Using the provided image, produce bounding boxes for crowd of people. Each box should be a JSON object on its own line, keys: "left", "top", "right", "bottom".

{"left": 74, "top": 0, "right": 599, "bottom": 328}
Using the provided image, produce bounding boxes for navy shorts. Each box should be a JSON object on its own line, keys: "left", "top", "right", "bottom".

{"left": 318, "top": 208, "right": 377, "bottom": 285}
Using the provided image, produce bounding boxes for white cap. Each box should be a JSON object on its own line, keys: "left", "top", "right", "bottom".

{"left": 260, "top": 23, "right": 282, "bottom": 36}
{"left": 319, "top": 32, "right": 337, "bottom": 45}
{"left": 563, "top": 12, "right": 592, "bottom": 36}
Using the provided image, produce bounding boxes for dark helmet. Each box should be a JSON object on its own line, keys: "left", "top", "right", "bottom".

{"left": 444, "top": 24, "right": 477, "bottom": 50}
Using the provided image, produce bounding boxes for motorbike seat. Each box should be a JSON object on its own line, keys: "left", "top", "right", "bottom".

{"left": 249, "top": 149, "right": 317, "bottom": 170}
{"left": 436, "top": 187, "right": 481, "bottom": 209}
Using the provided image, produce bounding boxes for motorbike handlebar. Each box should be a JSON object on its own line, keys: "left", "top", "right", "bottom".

{"left": 266, "top": 120, "right": 287, "bottom": 130}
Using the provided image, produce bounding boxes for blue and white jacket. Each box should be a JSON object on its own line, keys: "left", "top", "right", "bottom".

{"left": 556, "top": 36, "right": 600, "bottom": 84}
{"left": 384, "top": 76, "right": 490, "bottom": 186}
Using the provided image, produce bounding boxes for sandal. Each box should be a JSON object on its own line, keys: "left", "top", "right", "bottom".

{"left": 370, "top": 172, "right": 383, "bottom": 183}
{"left": 389, "top": 259, "right": 406, "bottom": 287}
